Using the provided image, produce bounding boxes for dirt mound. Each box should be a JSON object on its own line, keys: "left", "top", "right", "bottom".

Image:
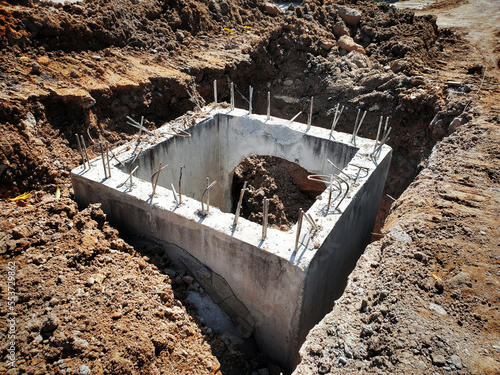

{"left": 0, "top": 193, "right": 221, "bottom": 374}
{"left": 232, "top": 155, "right": 325, "bottom": 230}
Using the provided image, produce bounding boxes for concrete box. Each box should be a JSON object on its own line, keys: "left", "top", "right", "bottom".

{"left": 71, "top": 107, "right": 391, "bottom": 370}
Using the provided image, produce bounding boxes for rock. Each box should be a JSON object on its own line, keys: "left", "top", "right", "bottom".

{"left": 390, "top": 59, "right": 409, "bottom": 73}
{"left": 386, "top": 225, "right": 412, "bottom": 244}
{"left": 182, "top": 275, "right": 194, "bottom": 284}
{"left": 348, "top": 51, "right": 371, "bottom": 68}
{"left": 450, "top": 354, "right": 462, "bottom": 369}
{"left": 283, "top": 79, "right": 294, "bottom": 87}
{"left": 431, "top": 353, "right": 446, "bottom": 367}
{"left": 336, "top": 5, "right": 362, "bottom": 26}
{"left": 448, "top": 117, "right": 464, "bottom": 133}
{"left": 77, "top": 365, "right": 91, "bottom": 375}
{"left": 338, "top": 356, "right": 347, "bottom": 365}
{"left": 42, "top": 314, "right": 60, "bottom": 333}
{"left": 337, "top": 35, "right": 365, "bottom": 55}
{"left": 430, "top": 118, "right": 447, "bottom": 139}
{"left": 333, "top": 21, "right": 350, "bottom": 37}
{"left": 361, "top": 325, "right": 373, "bottom": 337}
{"left": 110, "top": 310, "right": 123, "bottom": 319}
{"left": 264, "top": 3, "right": 281, "bottom": 16}
{"left": 321, "top": 39, "right": 335, "bottom": 50}
{"left": 414, "top": 251, "right": 428, "bottom": 263}
{"left": 429, "top": 302, "right": 447, "bottom": 316}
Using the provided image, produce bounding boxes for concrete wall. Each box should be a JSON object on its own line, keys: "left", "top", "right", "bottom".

{"left": 71, "top": 107, "right": 391, "bottom": 371}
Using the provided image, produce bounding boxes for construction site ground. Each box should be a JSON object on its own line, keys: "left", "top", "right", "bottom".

{"left": 0, "top": 0, "right": 498, "bottom": 374}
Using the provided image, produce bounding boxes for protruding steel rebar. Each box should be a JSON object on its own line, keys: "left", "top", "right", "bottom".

{"left": 294, "top": 208, "right": 304, "bottom": 253}
{"left": 171, "top": 183, "right": 179, "bottom": 205}
{"left": 230, "top": 82, "right": 235, "bottom": 110}
{"left": 352, "top": 109, "right": 367, "bottom": 144}
{"left": 80, "top": 135, "right": 91, "bottom": 169}
{"left": 288, "top": 111, "right": 302, "bottom": 124}
{"left": 327, "top": 158, "right": 353, "bottom": 182}
{"left": 179, "top": 166, "right": 183, "bottom": 204}
{"left": 233, "top": 181, "right": 248, "bottom": 227}
{"left": 332, "top": 174, "right": 350, "bottom": 212}
{"left": 75, "top": 134, "right": 86, "bottom": 167}
{"left": 99, "top": 142, "right": 108, "bottom": 178}
{"left": 127, "top": 116, "right": 153, "bottom": 135}
{"left": 129, "top": 165, "right": 139, "bottom": 189}
{"left": 206, "top": 177, "right": 210, "bottom": 213}
{"left": 307, "top": 174, "right": 343, "bottom": 212}
{"left": 307, "top": 96, "right": 314, "bottom": 130}
{"left": 201, "top": 180, "right": 217, "bottom": 215}
{"left": 267, "top": 91, "right": 271, "bottom": 120}
{"left": 151, "top": 163, "right": 169, "bottom": 196}
{"left": 374, "top": 116, "right": 383, "bottom": 153}
{"left": 214, "top": 79, "right": 217, "bottom": 104}
{"left": 303, "top": 211, "right": 318, "bottom": 232}
{"left": 262, "top": 197, "right": 269, "bottom": 240}
{"left": 106, "top": 143, "right": 111, "bottom": 177}
{"left": 330, "top": 103, "right": 345, "bottom": 136}
{"left": 249, "top": 86, "right": 253, "bottom": 115}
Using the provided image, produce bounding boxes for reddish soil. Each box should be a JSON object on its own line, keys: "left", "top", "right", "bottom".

{"left": 0, "top": 0, "right": 498, "bottom": 374}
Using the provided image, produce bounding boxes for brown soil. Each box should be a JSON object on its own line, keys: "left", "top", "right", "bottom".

{"left": 0, "top": 0, "right": 498, "bottom": 373}
{"left": 232, "top": 155, "right": 325, "bottom": 230}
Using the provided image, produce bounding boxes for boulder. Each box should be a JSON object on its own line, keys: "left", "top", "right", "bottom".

{"left": 338, "top": 35, "right": 365, "bottom": 55}
{"left": 264, "top": 2, "right": 281, "bottom": 16}
{"left": 336, "top": 5, "right": 362, "bottom": 27}
{"left": 333, "top": 21, "right": 350, "bottom": 37}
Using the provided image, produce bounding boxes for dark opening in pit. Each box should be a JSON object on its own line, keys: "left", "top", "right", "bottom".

{"left": 231, "top": 155, "right": 326, "bottom": 231}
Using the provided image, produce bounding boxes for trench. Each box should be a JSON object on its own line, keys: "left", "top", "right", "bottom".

{"left": 2, "top": 27, "right": 444, "bottom": 375}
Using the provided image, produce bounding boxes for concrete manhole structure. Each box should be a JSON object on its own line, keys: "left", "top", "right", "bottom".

{"left": 71, "top": 106, "right": 391, "bottom": 370}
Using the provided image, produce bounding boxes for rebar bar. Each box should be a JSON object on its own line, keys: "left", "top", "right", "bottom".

{"left": 333, "top": 174, "right": 350, "bottom": 212}
{"left": 267, "top": 91, "right": 271, "bottom": 120}
{"left": 352, "top": 110, "right": 367, "bottom": 144}
{"left": 201, "top": 180, "right": 217, "bottom": 215}
{"left": 214, "top": 79, "right": 217, "bottom": 104}
{"left": 249, "top": 86, "right": 253, "bottom": 115}
{"left": 330, "top": 103, "right": 344, "bottom": 136}
{"left": 374, "top": 116, "right": 383, "bottom": 153}
{"left": 262, "top": 197, "right": 269, "bottom": 240}
{"left": 294, "top": 208, "right": 304, "bottom": 253}
{"left": 230, "top": 82, "right": 235, "bottom": 110}
{"left": 233, "top": 181, "right": 248, "bottom": 227}
{"left": 99, "top": 142, "right": 108, "bottom": 178}
{"left": 303, "top": 211, "right": 318, "bottom": 232}
{"left": 75, "top": 134, "right": 85, "bottom": 167}
{"left": 288, "top": 111, "right": 302, "bottom": 124}
{"left": 307, "top": 96, "right": 314, "bottom": 130}
{"left": 179, "top": 166, "right": 183, "bottom": 204}
{"left": 106, "top": 143, "right": 111, "bottom": 177}
{"left": 129, "top": 165, "right": 138, "bottom": 189}
{"left": 80, "top": 135, "right": 91, "bottom": 169}
{"left": 126, "top": 116, "right": 153, "bottom": 135}
{"left": 150, "top": 163, "right": 169, "bottom": 196}
{"left": 327, "top": 158, "right": 353, "bottom": 181}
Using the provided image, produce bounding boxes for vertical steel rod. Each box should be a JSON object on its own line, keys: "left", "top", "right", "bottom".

{"left": 294, "top": 208, "right": 304, "bottom": 253}
{"left": 267, "top": 91, "right": 271, "bottom": 120}
{"left": 153, "top": 163, "right": 162, "bottom": 195}
{"left": 206, "top": 177, "right": 210, "bottom": 213}
{"left": 233, "top": 181, "right": 248, "bottom": 227}
{"left": 230, "top": 82, "right": 235, "bottom": 110}
{"left": 80, "top": 135, "right": 91, "bottom": 169}
{"left": 99, "top": 142, "right": 108, "bottom": 178}
{"left": 171, "top": 183, "right": 179, "bottom": 205}
{"left": 307, "top": 96, "right": 314, "bottom": 130}
{"left": 374, "top": 116, "right": 383, "bottom": 153}
{"left": 106, "top": 143, "right": 111, "bottom": 177}
{"left": 179, "top": 166, "right": 183, "bottom": 204}
{"left": 75, "top": 134, "right": 85, "bottom": 166}
{"left": 129, "top": 165, "right": 138, "bottom": 189}
{"left": 214, "top": 79, "right": 217, "bottom": 104}
{"left": 262, "top": 197, "right": 269, "bottom": 240}
{"left": 249, "top": 86, "right": 253, "bottom": 115}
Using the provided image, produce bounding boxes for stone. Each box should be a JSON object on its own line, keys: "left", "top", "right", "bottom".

{"left": 450, "top": 354, "right": 462, "bottom": 369}
{"left": 338, "top": 356, "right": 347, "bottom": 365}
{"left": 429, "top": 303, "right": 447, "bottom": 316}
{"left": 337, "top": 35, "right": 365, "bottom": 55}
{"left": 283, "top": 79, "right": 294, "bottom": 87}
{"left": 264, "top": 3, "right": 281, "bottom": 16}
{"left": 42, "top": 314, "right": 60, "bottom": 332}
{"left": 348, "top": 51, "right": 371, "bottom": 68}
{"left": 336, "top": 5, "right": 362, "bottom": 26}
{"left": 448, "top": 117, "right": 464, "bottom": 133}
{"left": 321, "top": 39, "right": 335, "bottom": 50}
{"left": 182, "top": 275, "right": 194, "bottom": 284}
{"left": 333, "top": 21, "right": 350, "bottom": 37}
{"left": 361, "top": 325, "right": 373, "bottom": 337}
{"left": 414, "top": 251, "right": 428, "bottom": 263}
{"left": 390, "top": 59, "right": 409, "bottom": 73}
{"left": 431, "top": 354, "right": 446, "bottom": 367}
{"left": 77, "top": 365, "right": 91, "bottom": 375}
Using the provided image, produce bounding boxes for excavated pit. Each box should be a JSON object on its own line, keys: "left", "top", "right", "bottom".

{"left": 71, "top": 106, "right": 391, "bottom": 370}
